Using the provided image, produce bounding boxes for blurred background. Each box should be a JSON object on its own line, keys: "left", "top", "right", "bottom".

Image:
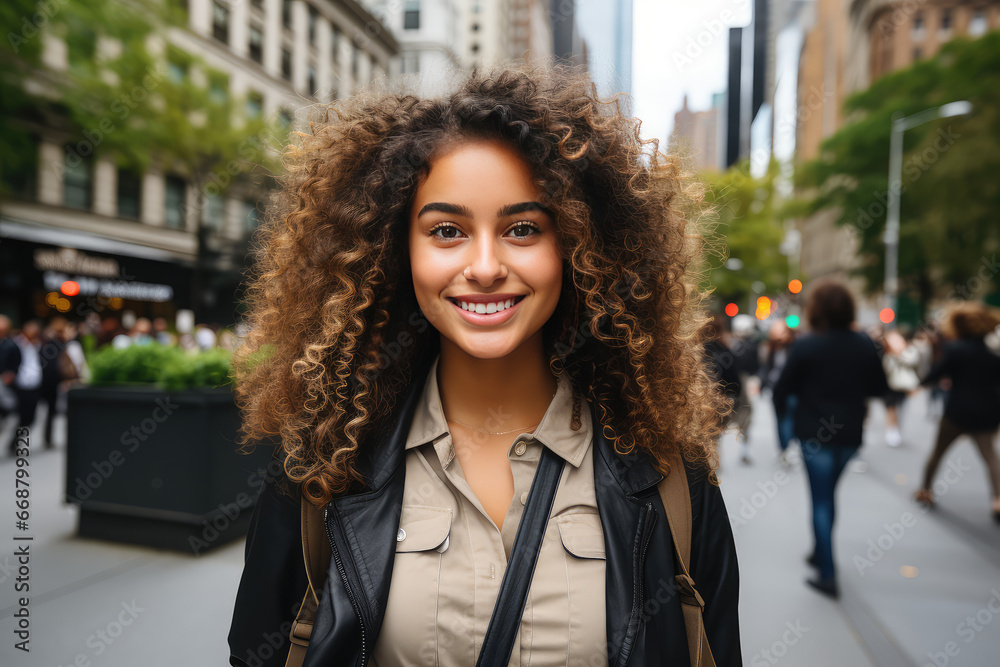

{"left": 2, "top": 1, "right": 1000, "bottom": 666}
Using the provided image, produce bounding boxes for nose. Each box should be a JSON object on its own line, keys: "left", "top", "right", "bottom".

{"left": 463, "top": 236, "right": 508, "bottom": 285}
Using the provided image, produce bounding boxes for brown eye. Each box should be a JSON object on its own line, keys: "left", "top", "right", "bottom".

{"left": 430, "top": 224, "right": 463, "bottom": 240}
{"left": 508, "top": 222, "right": 540, "bottom": 238}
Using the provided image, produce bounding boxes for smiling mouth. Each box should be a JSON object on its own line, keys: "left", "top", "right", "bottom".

{"left": 447, "top": 295, "right": 526, "bottom": 314}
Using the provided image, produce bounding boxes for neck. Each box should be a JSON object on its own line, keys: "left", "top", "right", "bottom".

{"left": 436, "top": 334, "right": 558, "bottom": 436}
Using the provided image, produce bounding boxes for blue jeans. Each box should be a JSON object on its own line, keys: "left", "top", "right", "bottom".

{"left": 777, "top": 394, "right": 797, "bottom": 452}
{"left": 801, "top": 441, "right": 859, "bottom": 580}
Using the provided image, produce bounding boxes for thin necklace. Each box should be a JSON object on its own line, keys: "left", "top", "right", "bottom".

{"left": 446, "top": 388, "right": 557, "bottom": 436}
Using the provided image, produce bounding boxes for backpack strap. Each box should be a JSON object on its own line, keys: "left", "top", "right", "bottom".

{"left": 658, "top": 453, "right": 716, "bottom": 667}
{"left": 285, "top": 495, "right": 332, "bottom": 667}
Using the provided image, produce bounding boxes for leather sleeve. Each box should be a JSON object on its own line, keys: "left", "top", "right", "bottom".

{"left": 228, "top": 459, "right": 310, "bottom": 667}
{"left": 688, "top": 466, "right": 742, "bottom": 667}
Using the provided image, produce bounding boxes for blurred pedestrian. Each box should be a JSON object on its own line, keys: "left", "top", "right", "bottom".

{"left": 0, "top": 315, "right": 18, "bottom": 420}
{"left": 39, "top": 318, "right": 70, "bottom": 449}
{"left": 913, "top": 303, "right": 1000, "bottom": 521}
{"left": 762, "top": 321, "right": 797, "bottom": 464}
{"left": 772, "top": 281, "right": 889, "bottom": 598}
{"left": 880, "top": 328, "right": 921, "bottom": 447}
{"left": 730, "top": 315, "right": 760, "bottom": 464}
{"left": 5, "top": 320, "right": 45, "bottom": 456}
{"left": 704, "top": 313, "right": 743, "bottom": 456}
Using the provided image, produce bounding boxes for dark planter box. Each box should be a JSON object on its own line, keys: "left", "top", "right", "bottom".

{"left": 66, "top": 385, "right": 274, "bottom": 554}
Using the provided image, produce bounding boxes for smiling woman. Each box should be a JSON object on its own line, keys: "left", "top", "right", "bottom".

{"left": 228, "top": 64, "right": 741, "bottom": 667}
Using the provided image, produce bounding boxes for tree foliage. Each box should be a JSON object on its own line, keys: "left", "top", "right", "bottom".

{"left": 699, "top": 159, "right": 789, "bottom": 308}
{"left": 797, "top": 31, "right": 1000, "bottom": 309}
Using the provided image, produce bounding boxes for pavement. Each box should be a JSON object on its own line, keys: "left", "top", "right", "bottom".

{"left": 1, "top": 388, "right": 999, "bottom": 667}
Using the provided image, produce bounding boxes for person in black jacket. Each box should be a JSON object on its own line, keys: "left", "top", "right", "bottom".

{"left": 227, "top": 65, "right": 741, "bottom": 667}
{"left": 913, "top": 302, "right": 1000, "bottom": 520}
{"left": 772, "top": 281, "right": 889, "bottom": 599}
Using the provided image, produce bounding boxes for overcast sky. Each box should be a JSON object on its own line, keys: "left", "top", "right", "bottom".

{"left": 631, "top": 0, "right": 753, "bottom": 147}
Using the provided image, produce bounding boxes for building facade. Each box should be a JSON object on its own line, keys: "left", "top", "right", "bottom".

{"left": 1, "top": 0, "right": 397, "bottom": 326}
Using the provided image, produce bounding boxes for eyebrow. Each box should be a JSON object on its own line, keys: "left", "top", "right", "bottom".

{"left": 416, "top": 201, "right": 553, "bottom": 219}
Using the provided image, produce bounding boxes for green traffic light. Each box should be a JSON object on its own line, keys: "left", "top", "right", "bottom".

{"left": 786, "top": 314, "right": 800, "bottom": 328}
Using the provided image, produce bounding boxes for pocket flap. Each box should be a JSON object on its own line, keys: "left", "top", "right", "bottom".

{"left": 395, "top": 506, "right": 453, "bottom": 553}
{"left": 555, "top": 513, "right": 606, "bottom": 560}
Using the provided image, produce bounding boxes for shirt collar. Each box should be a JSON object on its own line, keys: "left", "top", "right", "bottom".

{"left": 403, "top": 353, "right": 592, "bottom": 468}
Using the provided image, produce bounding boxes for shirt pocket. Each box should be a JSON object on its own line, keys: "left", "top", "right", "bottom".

{"left": 555, "top": 512, "right": 606, "bottom": 560}
{"left": 395, "top": 505, "right": 452, "bottom": 554}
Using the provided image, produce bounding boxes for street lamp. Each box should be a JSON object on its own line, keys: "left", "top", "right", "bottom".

{"left": 884, "top": 100, "right": 973, "bottom": 322}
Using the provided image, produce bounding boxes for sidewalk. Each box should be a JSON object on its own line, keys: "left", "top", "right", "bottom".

{"left": 718, "top": 388, "right": 1000, "bottom": 667}
{"left": 2, "top": 390, "right": 999, "bottom": 666}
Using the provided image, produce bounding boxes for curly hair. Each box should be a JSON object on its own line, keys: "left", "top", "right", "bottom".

{"left": 232, "top": 64, "right": 729, "bottom": 506}
{"left": 942, "top": 301, "right": 1000, "bottom": 340}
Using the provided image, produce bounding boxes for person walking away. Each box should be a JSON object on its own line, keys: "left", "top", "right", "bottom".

{"left": 5, "top": 320, "right": 44, "bottom": 456}
{"left": 913, "top": 302, "right": 1000, "bottom": 521}
{"left": 772, "top": 281, "right": 889, "bottom": 598}
{"left": 704, "top": 313, "right": 743, "bottom": 460}
{"left": 762, "top": 321, "right": 797, "bottom": 465}
{"left": 730, "top": 315, "right": 760, "bottom": 464}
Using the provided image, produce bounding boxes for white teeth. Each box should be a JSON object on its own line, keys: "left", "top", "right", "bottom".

{"left": 457, "top": 298, "right": 519, "bottom": 313}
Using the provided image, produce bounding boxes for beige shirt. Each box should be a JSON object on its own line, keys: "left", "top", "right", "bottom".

{"left": 369, "top": 354, "right": 608, "bottom": 667}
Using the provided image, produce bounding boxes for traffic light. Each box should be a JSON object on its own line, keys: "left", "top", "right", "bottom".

{"left": 755, "top": 296, "right": 771, "bottom": 320}
{"left": 785, "top": 314, "right": 800, "bottom": 329}
{"left": 725, "top": 303, "right": 739, "bottom": 317}
{"left": 788, "top": 279, "right": 802, "bottom": 294}
{"left": 880, "top": 308, "right": 895, "bottom": 324}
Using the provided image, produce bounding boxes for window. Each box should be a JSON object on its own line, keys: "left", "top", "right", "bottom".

{"left": 308, "top": 63, "right": 317, "bottom": 96}
{"left": 63, "top": 146, "right": 93, "bottom": 211}
{"left": 282, "top": 0, "right": 292, "bottom": 30}
{"left": 117, "top": 168, "right": 141, "bottom": 219}
{"left": 1, "top": 133, "right": 38, "bottom": 198}
{"left": 472, "top": 1, "right": 481, "bottom": 13}
{"left": 332, "top": 25, "right": 341, "bottom": 59}
{"left": 970, "top": 9, "right": 988, "bottom": 36}
{"left": 209, "top": 73, "right": 228, "bottom": 105}
{"left": 250, "top": 0, "right": 263, "bottom": 9}
{"left": 404, "top": 0, "right": 420, "bottom": 30}
{"left": 472, "top": 23, "right": 479, "bottom": 32}
{"left": 246, "top": 91, "right": 263, "bottom": 118}
{"left": 243, "top": 200, "right": 261, "bottom": 232}
{"left": 470, "top": 42, "right": 480, "bottom": 53}
{"left": 281, "top": 48, "right": 292, "bottom": 80}
{"left": 308, "top": 6, "right": 318, "bottom": 45}
{"left": 212, "top": 2, "right": 229, "bottom": 45}
{"left": 202, "top": 191, "right": 225, "bottom": 231}
{"left": 351, "top": 43, "right": 359, "bottom": 78}
{"left": 164, "top": 176, "right": 187, "bottom": 230}
{"left": 278, "top": 108, "right": 293, "bottom": 130}
{"left": 249, "top": 24, "right": 263, "bottom": 63}
{"left": 939, "top": 8, "right": 952, "bottom": 33}
{"left": 913, "top": 47, "right": 923, "bottom": 61}
{"left": 912, "top": 11, "right": 925, "bottom": 39}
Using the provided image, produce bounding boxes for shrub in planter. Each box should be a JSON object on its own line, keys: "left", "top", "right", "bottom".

{"left": 67, "top": 343, "right": 271, "bottom": 553}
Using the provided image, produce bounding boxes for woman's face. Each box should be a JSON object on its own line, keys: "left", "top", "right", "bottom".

{"left": 408, "top": 139, "right": 563, "bottom": 360}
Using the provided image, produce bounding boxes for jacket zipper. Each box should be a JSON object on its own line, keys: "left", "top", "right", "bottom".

{"left": 620, "top": 500, "right": 656, "bottom": 667}
{"left": 324, "top": 504, "right": 368, "bottom": 667}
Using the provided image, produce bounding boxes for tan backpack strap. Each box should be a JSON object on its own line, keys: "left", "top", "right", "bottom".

{"left": 285, "top": 495, "right": 332, "bottom": 667}
{"left": 658, "top": 453, "right": 716, "bottom": 667}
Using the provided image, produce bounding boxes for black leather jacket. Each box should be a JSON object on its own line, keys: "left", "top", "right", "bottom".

{"left": 229, "top": 364, "right": 742, "bottom": 667}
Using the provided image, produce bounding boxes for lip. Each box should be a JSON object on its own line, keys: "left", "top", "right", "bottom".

{"left": 447, "top": 294, "right": 525, "bottom": 325}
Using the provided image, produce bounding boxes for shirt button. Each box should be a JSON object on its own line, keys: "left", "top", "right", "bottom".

{"left": 514, "top": 441, "right": 527, "bottom": 456}
{"left": 396, "top": 528, "right": 406, "bottom": 542}
{"left": 520, "top": 491, "right": 528, "bottom": 505}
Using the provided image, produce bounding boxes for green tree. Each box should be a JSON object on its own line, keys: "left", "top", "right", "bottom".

{"left": 700, "top": 159, "right": 789, "bottom": 310}
{"left": 797, "top": 31, "right": 1000, "bottom": 315}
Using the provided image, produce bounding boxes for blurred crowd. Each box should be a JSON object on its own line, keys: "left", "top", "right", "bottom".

{"left": 706, "top": 285, "right": 1000, "bottom": 599}
{"left": 0, "top": 312, "right": 239, "bottom": 455}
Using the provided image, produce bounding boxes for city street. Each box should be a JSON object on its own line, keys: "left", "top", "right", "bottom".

{"left": 1, "top": 389, "right": 999, "bottom": 667}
